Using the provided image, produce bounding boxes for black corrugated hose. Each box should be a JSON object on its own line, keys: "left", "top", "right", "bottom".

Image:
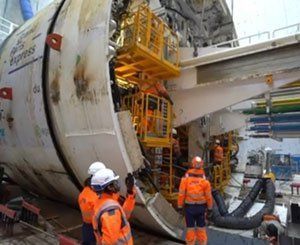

{"left": 213, "top": 179, "right": 264, "bottom": 217}
{"left": 210, "top": 179, "right": 275, "bottom": 229}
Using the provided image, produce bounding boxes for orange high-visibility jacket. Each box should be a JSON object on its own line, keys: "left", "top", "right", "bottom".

{"left": 113, "top": 191, "right": 136, "bottom": 220}
{"left": 93, "top": 193, "right": 135, "bottom": 245}
{"left": 143, "top": 82, "right": 169, "bottom": 99}
{"left": 140, "top": 109, "right": 154, "bottom": 134}
{"left": 178, "top": 169, "right": 213, "bottom": 209}
{"left": 78, "top": 186, "right": 98, "bottom": 223}
{"left": 263, "top": 214, "right": 280, "bottom": 222}
{"left": 184, "top": 168, "right": 206, "bottom": 179}
{"left": 214, "top": 145, "right": 224, "bottom": 163}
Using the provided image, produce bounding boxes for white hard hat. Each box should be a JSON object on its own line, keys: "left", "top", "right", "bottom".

{"left": 192, "top": 156, "right": 204, "bottom": 169}
{"left": 91, "top": 168, "right": 119, "bottom": 192}
{"left": 215, "top": 139, "right": 220, "bottom": 144}
{"left": 88, "top": 161, "right": 106, "bottom": 175}
{"left": 172, "top": 128, "right": 177, "bottom": 135}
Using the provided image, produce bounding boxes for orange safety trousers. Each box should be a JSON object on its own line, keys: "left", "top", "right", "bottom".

{"left": 186, "top": 227, "right": 207, "bottom": 245}
{"left": 78, "top": 186, "right": 98, "bottom": 223}
{"left": 184, "top": 203, "right": 208, "bottom": 245}
{"left": 93, "top": 196, "right": 133, "bottom": 245}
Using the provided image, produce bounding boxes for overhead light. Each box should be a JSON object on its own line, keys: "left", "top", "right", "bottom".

{"left": 116, "top": 77, "right": 136, "bottom": 89}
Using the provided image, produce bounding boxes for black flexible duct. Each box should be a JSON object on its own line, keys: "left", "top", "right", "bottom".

{"left": 212, "top": 190, "right": 228, "bottom": 216}
{"left": 213, "top": 179, "right": 264, "bottom": 217}
{"left": 210, "top": 179, "right": 275, "bottom": 229}
{"left": 229, "top": 179, "right": 264, "bottom": 217}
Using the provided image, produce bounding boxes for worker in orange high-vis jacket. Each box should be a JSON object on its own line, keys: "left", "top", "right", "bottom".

{"left": 91, "top": 168, "right": 136, "bottom": 245}
{"left": 184, "top": 156, "right": 206, "bottom": 179}
{"left": 213, "top": 139, "right": 224, "bottom": 165}
{"left": 178, "top": 156, "right": 213, "bottom": 245}
{"left": 142, "top": 81, "right": 173, "bottom": 103}
{"left": 78, "top": 161, "right": 106, "bottom": 245}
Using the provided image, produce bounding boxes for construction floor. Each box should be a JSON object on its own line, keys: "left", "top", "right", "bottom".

{"left": 0, "top": 184, "right": 181, "bottom": 244}
{"left": 0, "top": 227, "right": 181, "bottom": 245}
{"left": 2, "top": 175, "right": 300, "bottom": 244}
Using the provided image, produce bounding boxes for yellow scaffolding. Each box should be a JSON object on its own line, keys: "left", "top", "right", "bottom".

{"left": 222, "top": 132, "right": 232, "bottom": 186}
{"left": 116, "top": 5, "right": 180, "bottom": 82}
{"left": 122, "top": 92, "right": 172, "bottom": 148}
{"left": 117, "top": 4, "right": 180, "bottom": 199}
{"left": 213, "top": 165, "right": 222, "bottom": 190}
{"left": 122, "top": 91, "right": 175, "bottom": 196}
{"left": 212, "top": 132, "right": 232, "bottom": 191}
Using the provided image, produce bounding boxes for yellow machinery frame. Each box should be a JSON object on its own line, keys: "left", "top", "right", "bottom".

{"left": 116, "top": 5, "right": 180, "bottom": 82}
{"left": 212, "top": 132, "right": 233, "bottom": 191}
{"left": 122, "top": 92, "right": 176, "bottom": 196}
{"left": 116, "top": 4, "right": 181, "bottom": 201}
{"left": 122, "top": 92, "right": 172, "bottom": 148}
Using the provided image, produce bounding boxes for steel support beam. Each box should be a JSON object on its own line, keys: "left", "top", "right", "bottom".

{"left": 170, "top": 34, "right": 300, "bottom": 126}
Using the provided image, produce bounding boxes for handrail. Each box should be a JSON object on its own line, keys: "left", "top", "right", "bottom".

{"left": 212, "top": 31, "right": 270, "bottom": 48}
{"left": 272, "top": 22, "right": 300, "bottom": 37}
{"left": 210, "top": 22, "right": 300, "bottom": 49}
{"left": 0, "top": 16, "right": 18, "bottom": 45}
{"left": 0, "top": 17, "right": 18, "bottom": 32}
{"left": 122, "top": 91, "right": 172, "bottom": 145}
{"left": 118, "top": 5, "right": 179, "bottom": 67}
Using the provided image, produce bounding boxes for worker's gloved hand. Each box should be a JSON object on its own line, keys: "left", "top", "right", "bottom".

{"left": 125, "top": 173, "right": 135, "bottom": 194}
{"left": 206, "top": 209, "right": 213, "bottom": 220}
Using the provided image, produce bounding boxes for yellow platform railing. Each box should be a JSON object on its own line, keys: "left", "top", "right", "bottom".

{"left": 212, "top": 132, "right": 233, "bottom": 191}
{"left": 122, "top": 92, "right": 172, "bottom": 148}
{"left": 116, "top": 5, "right": 180, "bottom": 81}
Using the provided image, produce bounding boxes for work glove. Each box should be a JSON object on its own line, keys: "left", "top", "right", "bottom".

{"left": 125, "top": 173, "right": 135, "bottom": 194}
{"left": 206, "top": 209, "right": 213, "bottom": 220}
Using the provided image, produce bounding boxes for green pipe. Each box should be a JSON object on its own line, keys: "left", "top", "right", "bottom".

{"left": 244, "top": 104, "right": 300, "bottom": 115}
{"left": 256, "top": 98, "right": 300, "bottom": 107}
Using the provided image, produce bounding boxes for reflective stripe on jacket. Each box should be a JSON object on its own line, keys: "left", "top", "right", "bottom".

{"left": 214, "top": 146, "right": 224, "bottom": 162}
{"left": 78, "top": 186, "right": 98, "bottom": 223}
{"left": 93, "top": 193, "right": 135, "bottom": 245}
{"left": 178, "top": 169, "right": 213, "bottom": 209}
